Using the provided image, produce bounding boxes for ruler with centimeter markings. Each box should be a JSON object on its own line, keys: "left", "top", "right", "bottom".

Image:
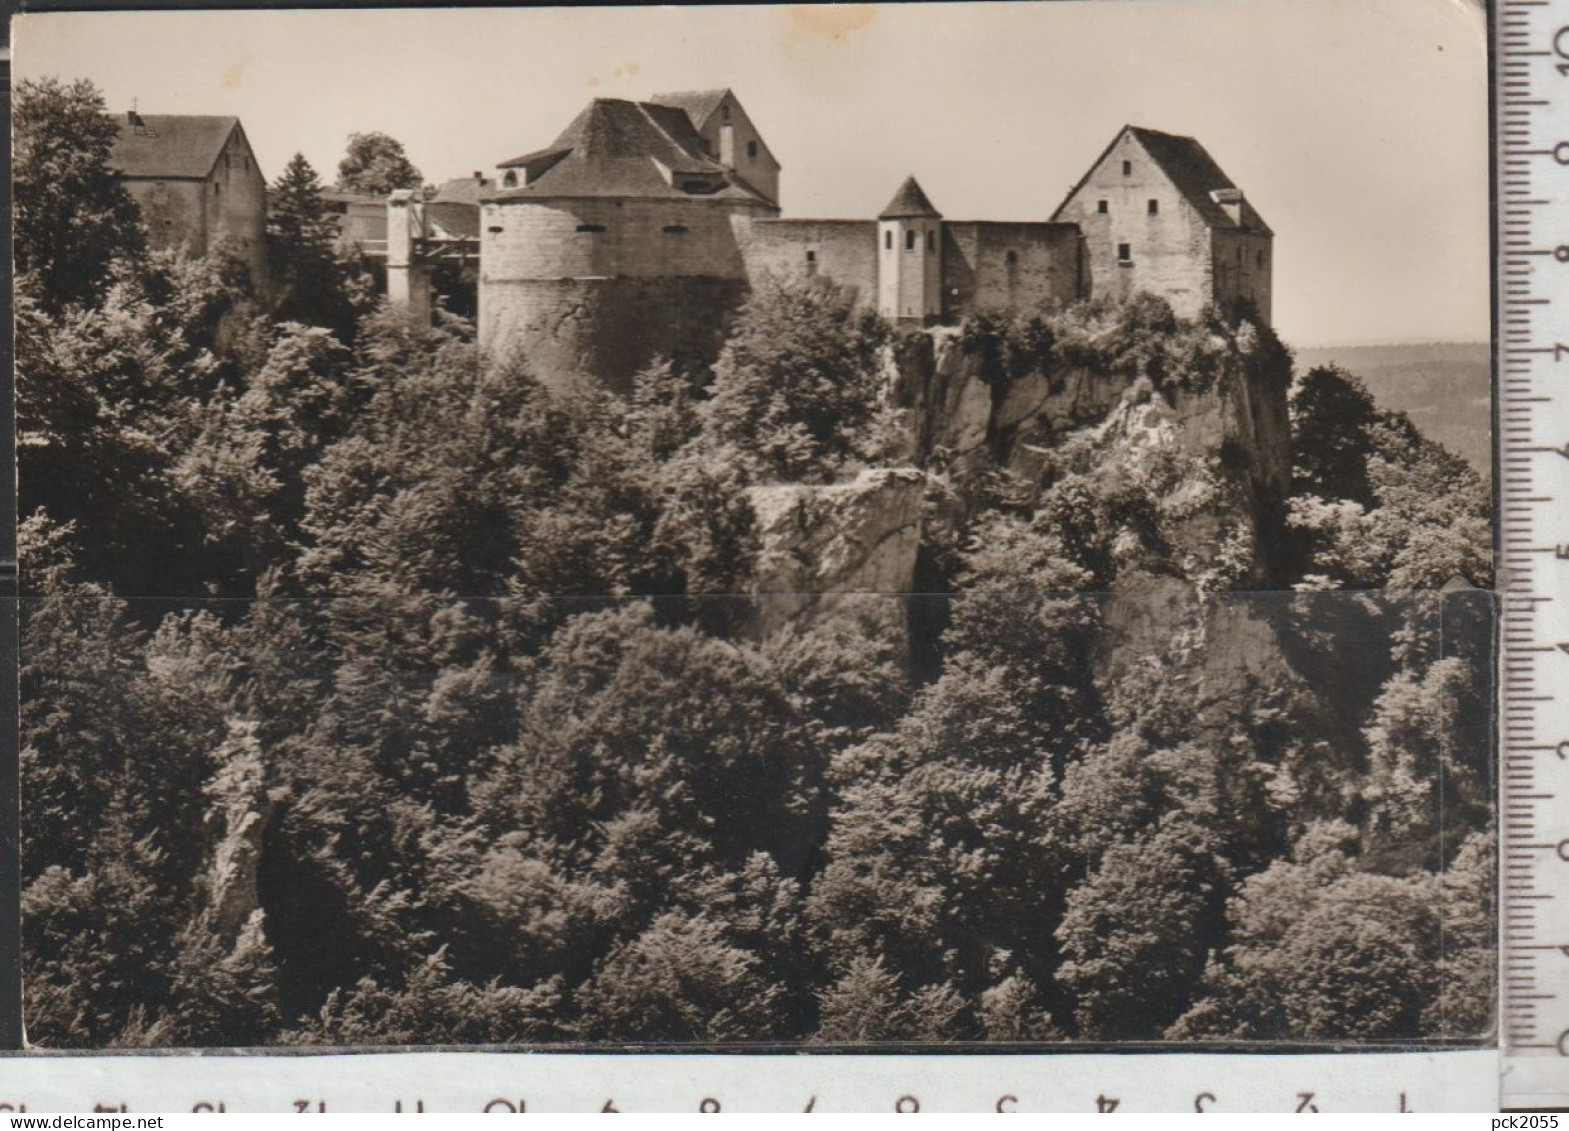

{"left": 1499, "top": 0, "right": 1569, "bottom": 1110}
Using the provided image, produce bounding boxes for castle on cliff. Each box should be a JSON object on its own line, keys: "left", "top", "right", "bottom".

{"left": 384, "top": 89, "right": 1273, "bottom": 389}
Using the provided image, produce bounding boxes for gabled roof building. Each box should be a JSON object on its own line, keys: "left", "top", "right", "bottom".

{"left": 111, "top": 111, "right": 268, "bottom": 286}
{"left": 1051, "top": 125, "right": 1272, "bottom": 323}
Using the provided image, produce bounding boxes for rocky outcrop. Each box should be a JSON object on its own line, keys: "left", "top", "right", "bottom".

{"left": 201, "top": 719, "right": 283, "bottom": 948}
{"left": 1093, "top": 573, "right": 1302, "bottom": 724}
{"left": 748, "top": 467, "right": 927, "bottom": 637}
{"left": 887, "top": 315, "right": 1293, "bottom": 587}
{"left": 888, "top": 329, "right": 1142, "bottom": 474}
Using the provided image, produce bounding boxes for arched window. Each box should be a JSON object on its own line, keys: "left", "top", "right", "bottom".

{"left": 905, "top": 230, "right": 916, "bottom": 251}
{"left": 503, "top": 170, "right": 518, "bottom": 188}
{"left": 885, "top": 230, "right": 893, "bottom": 250}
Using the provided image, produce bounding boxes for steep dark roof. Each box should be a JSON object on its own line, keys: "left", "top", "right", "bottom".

{"left": 879, "top": 176, "right": 941, "bottom": 220}
{"left": 425, "top": 177, "right": 489, "bottom": 238}
{"left": 488, "top": 98, "right": 771, "bottom": 205}
{"left": 647, "top": 89, "right": 732, "bottom": 130}
{"left": 1127, "top": 127, "right": 1272, "bottom": 235}
{"left": 111, "top": 115, "right": 241, "bottom": 180}
{"left": 430, "top": 176, "right": 492, "bottom": 206}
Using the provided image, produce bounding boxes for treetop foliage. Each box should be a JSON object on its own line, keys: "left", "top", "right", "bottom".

{"left": 335, "top": 131, "right": 424, "bottom": 196}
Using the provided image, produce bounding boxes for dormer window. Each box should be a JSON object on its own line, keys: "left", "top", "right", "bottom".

{"left": 503, "top": 170, "right": 518, "bottom": 188}
{"left": 680, "top": 176, "right": 723, "bottom": 195}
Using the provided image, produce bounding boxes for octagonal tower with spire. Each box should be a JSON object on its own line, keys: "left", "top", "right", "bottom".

{"left": 877, "top": 176, "right": 943, "bottom": 324}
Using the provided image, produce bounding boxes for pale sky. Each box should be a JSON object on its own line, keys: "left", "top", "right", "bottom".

{"left": 15, "top": 0, "right": 1489, "bottom": 346}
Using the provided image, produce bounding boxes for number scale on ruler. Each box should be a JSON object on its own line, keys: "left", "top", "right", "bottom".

{"left": 1498, "top": 0, "right": 1569, "bottom": 1110}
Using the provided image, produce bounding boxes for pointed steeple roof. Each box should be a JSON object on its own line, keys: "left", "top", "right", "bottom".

{"left": 879, "top": 175, "right": 941, "bottom": 220}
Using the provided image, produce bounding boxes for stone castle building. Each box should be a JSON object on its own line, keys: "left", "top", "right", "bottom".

{"left": 111, "top": 112, "right": 269, "bottom": 287}
{"left": 401, "top": 89, "right": 1273, "bottom": 389}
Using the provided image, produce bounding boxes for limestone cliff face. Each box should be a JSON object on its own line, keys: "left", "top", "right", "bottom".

{"left": 888, "top": 317, "right": 1292, "bottom": 587}
{"left": 747, "top": 467, "right": 927, "bottom": 636}
{"left": 743, "top": 311, "right": 1291, "bottom": 640}
{"left": 200, "top": 719, "right": 282, "bottom": 947}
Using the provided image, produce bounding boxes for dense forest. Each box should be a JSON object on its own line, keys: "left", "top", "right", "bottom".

{"left": 17, "top": 78, "right": 1495, "bottom": 1047}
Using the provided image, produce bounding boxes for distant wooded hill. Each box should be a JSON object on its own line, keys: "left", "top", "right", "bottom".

{"left": 1295, "top": 342, "right": 1491, "bottom": 480}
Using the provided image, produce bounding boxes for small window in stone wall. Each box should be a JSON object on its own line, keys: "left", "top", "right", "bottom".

{"left": 806, "top": 249, "right": 817, "bottom": 276}
{"left": 214, "top": 182, "right": 221, "bottom": 195}
{"left": 1097, "top": 200, "right": 1108, "bottom": 214}
{"left": 748, "top": 141, "right": 758, "bottom": 159}
{"left": 1122, "top": 160, "right": 1132, "bottom": 175}
{"left": 905, "top": 230, "right": 916, "bottom": 251}
{"left": 806, "top": 250, "right": 816, "bottom": 263}
{"left": 927, "top": 230, "right": 935, "bottom": 251}
{"left": 1257, "top": 249, "right": 1266, "bottom": 268}
{"left": 663, "top": 225, "right": 689, "bottom": 234}
{"left": 1006, "top": 250, "right": 1018, "bottom": 265}
{"left": 1118, "top": 242, "right": 1132, "bottom": 263}
{"left": 1148, "top": 199, "right": 1158, "bottom": 215}
{"left": 503, "top": 171, "right": 518, "bottom": 188}
{"left": 577, "top": 223, "right": 607, "bottom": 233}
{"left": 885, "top": 231, "right": 893, "bottom": 250}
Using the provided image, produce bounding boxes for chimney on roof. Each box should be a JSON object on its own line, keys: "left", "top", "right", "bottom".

{"left": 1210, "top": 187, "right": 1244, "bottom": 225}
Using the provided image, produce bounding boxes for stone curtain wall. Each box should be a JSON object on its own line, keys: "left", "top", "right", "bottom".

{"left": 942, "top": 221, "right": 1083, "bottom": 318}
{"left": 735, "top": 217, "right": 879, "bottom": 305}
